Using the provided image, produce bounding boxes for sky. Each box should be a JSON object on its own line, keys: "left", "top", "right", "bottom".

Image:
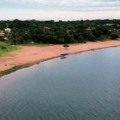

{"left": 0, "top": 0, "right": 120, "bottom": 21}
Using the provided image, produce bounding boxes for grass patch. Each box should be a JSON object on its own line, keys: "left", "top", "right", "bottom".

{"left": 21, "top": 43, "right": 53, "bottom": 47}
{"left": 0, "top": 65, "right": 30, "bottom": 77}
{"left": 98, "top": 37, "right": 109, "bottom": 41}
{"left": 0, "top": 42, "right": 19, "bottom": 56}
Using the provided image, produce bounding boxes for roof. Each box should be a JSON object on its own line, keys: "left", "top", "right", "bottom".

{"left": 85, "top": 27, "right": 92, "bottom": 31}
{"left": 0, "top": 32, "right": 5, "bottom": 37}
{"left": 43, "top": 26, "right": 50, "bottom": 30}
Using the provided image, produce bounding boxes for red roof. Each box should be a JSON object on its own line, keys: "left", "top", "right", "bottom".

{"left": 0, "top": 32, "right": 5, "bottom": 37}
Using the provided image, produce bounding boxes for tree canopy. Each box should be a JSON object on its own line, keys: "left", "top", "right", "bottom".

{"left": 0, "top": 19, "right": 120, "bottom": 44}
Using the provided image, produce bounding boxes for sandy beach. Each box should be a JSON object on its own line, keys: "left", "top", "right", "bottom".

{"left": 0, "top": 40, "right": 120, "bottom": 74}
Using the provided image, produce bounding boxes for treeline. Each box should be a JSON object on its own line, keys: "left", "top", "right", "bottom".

{"left": 0, "top": 19, "right": 120, "bottom": 44}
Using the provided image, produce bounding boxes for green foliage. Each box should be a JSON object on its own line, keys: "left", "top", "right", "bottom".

{"left": 83, "top": 31, "right": 96, "bottom": 41}
{"left": 110, "top": 33, "right": 119, "bottom": 40}
{"left": 0, "top": 19, "right": 120, "bottom": 45}
{"left": 0, "top": 64, "right": 30, "bottom": 77}
{"left": 63, "top": 44, "right": 69, "bottom": 48}
{"left": 0, "top": 41, "right": 8, "bottom": 50}
{"left": 0, "top": 41, "right": 18, "bottom": 56}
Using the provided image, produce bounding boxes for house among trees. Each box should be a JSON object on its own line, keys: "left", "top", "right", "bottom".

{"left": 0, "top": 19, "right": 119, "bottom": 44}
{"left": 105, "top": 23, "right": 114, "bottom": 26}
{"left": 0, "top": 31, "right": 5, "bottom": 37}
{"left": 85, "top": 27, "right": 92, "bottom": 31}
{"left": 43, "top": 26, "right": 50, "bottom": 30}
{"left": 5, "top": 28, "right": 11, "bottom": 33}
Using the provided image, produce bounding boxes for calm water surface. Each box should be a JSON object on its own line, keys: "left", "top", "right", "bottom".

{"left": 1, "top": 47, "right": 120, "bottom": 120}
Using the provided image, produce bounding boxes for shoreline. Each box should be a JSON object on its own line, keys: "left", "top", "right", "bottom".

{"left": 0, "top": 40, "right": 120, "bottom": 77}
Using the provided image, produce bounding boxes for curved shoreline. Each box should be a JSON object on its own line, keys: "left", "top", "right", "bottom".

{"left": 0, "top": 40, "right": 120, "bottom": 77}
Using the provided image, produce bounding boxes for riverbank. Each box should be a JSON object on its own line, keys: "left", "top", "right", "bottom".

{"left": 0, "top": 40, "right": 120, "bottom": 77}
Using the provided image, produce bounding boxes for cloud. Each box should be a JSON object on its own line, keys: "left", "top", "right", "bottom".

{"left": 0, "top": 0, "right": 119, "bottom": 20}
{"left": 0, "top": 0, "right": 120, "bottom": 11}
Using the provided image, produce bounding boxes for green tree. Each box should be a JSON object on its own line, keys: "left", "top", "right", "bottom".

{"left": 111, "top": 33, "right": 119, "bottom": 40}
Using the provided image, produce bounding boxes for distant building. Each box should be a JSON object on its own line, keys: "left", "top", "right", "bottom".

{"left": 43, "top": 26, "right": 50, "bottom": 30}
{"left": 85, "top": 27, "right": 92, "bottom": 31}
{"left": 4, "top": 28, "right": 11, "bottom": 33}
{"left": 0, "top": 31, "right": 5, "bottom": 37}
{"left": 105, "top": 24, "right": 114, "bottom": 26}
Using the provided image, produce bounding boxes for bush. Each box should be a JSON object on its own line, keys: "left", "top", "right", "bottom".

{"left": 111, "top": 33, "right": 119, "bottom": 40}
{"left": 63, "top": 44, "right": 69, "bottom": 48}
{"left": 0, "top": 41, "right": 8, "bottom": 50}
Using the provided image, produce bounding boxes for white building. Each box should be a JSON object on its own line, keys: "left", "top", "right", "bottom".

{"left": 5, "top": 28, "right": 11, "bottom": 33}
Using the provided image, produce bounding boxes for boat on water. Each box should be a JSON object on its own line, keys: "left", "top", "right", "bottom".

{"left": 60, "top": 53, "right": 69, "bottom": 59}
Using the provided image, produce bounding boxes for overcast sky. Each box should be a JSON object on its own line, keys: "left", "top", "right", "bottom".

{"left": 0, "top": 0, "right": 120, "bottom": 20}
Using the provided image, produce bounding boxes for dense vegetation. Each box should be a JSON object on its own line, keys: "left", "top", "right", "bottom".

{"left": 0, "top": 19, "right": 120, "bottom": 45}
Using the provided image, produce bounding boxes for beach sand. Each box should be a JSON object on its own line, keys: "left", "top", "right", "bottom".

{"left": 0, "top": 40, "right": 120, "bottom": 73}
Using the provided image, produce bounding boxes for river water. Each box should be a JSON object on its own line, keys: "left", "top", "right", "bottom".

{"left": 1, "top": 47, "right": 120, "bottom": 120}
